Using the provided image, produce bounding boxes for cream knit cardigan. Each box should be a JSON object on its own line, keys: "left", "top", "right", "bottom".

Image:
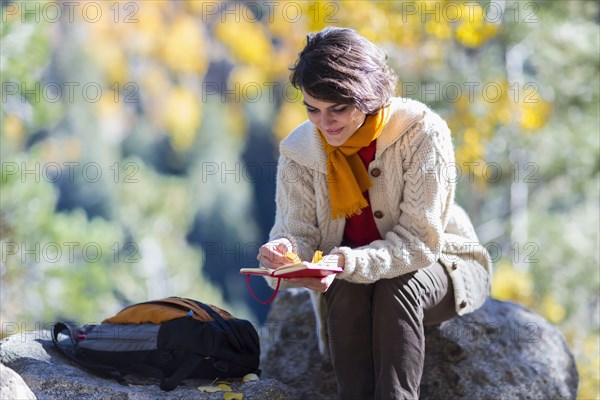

{"left": 265, "top": 97, "right": 492, "bottom": 356}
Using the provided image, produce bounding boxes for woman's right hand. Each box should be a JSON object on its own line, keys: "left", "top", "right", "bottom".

{"left": 257, "top": 238, "right": 294, "bottom": 269}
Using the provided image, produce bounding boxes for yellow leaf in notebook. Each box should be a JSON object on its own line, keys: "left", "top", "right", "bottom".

{"left": 284, "top": 252, "right": 301, "bottom": 263}
{"left": 224, "top": 392, "right": 243, "bottom": 400}
{"left": 242, "top": 373, "right": 260, "bottom": 383}
{"left": 311, "top": 251, "right": 323, "bottom": 263}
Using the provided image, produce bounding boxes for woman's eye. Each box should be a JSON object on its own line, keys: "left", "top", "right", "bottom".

{"left": 333, "top": 107, "right": 347, "bottom": 113}
{"left": 306, "top": 108, "right": 318, "bottom": 114}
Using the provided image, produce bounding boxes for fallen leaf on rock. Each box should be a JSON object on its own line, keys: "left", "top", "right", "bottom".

{"left": 242, "top": 373, "right": 260, "bottom": 383}
{"left": 197, "top": 385, "right": 222, "bottom": 393}
{"left": 216, "top": 384, "right": 232, "bottom": 392}
{"left": 223, "top": 392, "right": 243, "bottom": 400}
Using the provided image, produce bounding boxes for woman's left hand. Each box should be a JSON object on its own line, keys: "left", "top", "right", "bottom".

{"left": 285, "top": 274, "right": 336, "bottom": 293}
{"left": 284, "top": 254, "right": 343, "bottom": 292}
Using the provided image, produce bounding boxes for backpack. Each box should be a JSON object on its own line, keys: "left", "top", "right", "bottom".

{"left": 52, "top": 297, "right": 260, "bottom": 391}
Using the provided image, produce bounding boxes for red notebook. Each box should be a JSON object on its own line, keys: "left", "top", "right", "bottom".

{"left": 240, "top": 261, "right": 343, "bottom": 279}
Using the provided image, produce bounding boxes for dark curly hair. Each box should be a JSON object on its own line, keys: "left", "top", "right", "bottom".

{"left": 289, "top": 27, "right": 397, "bottom": 115}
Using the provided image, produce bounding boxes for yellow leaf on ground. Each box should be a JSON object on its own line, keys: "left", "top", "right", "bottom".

{"left": 242, "top": 373, "right": 260, "bottom": 383}
{"left": 224, "top": 392, "right": 243, "bottom": 400}
{"left": 197, "top": 385, "right": 222, "bottom": 393}
{"left": 216, "top": 384, "right": 232, "bottom": 392}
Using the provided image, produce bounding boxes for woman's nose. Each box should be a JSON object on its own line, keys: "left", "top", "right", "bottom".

{"left": 320, "top": 112, "right": 335, "bottom": 128}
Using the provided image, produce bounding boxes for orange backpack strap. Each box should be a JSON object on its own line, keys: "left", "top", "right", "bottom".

{"left": 103, "top": 298, "right": 234, "bottom": 324}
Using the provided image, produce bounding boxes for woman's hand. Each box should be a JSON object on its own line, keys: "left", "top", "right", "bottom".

{"left": 284, "top": 254, "right": 344, "bottom": 293}
{"left": 257, "top": 238, "right": 294, "bottom": 269}
{"left": 285, "top": 274, "right": 336, "bottom": 293}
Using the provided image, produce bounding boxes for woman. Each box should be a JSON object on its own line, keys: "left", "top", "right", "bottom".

{"left": 257, "top": 27, "right": 492, "bottom": 400}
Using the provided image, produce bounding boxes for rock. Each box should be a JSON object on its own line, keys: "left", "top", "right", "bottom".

{"left": 1, "top": 363, "right": 36, "bottom": 399}
{"left": 0, "top": 330, "right": 292, "bottom": 400}
{"left": 260, "top": 288, "right": 579, "bottom": 400}
{"left": 259, "top": 289, "right": 337, "bottom": 400}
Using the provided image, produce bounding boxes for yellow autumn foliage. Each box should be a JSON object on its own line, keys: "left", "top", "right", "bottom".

{"left": 425, "top": 19, "right": 452, "bottom": 40}
{"left": 160, "top": 16, "right": 208, "bottom": 75}
{"left": 96, "top": 95, "right": 121, "bottom": 119}
{"left": 576, "top": 335, "right": 600, "bottom": 400}
{"left": 141, "top": 65, "right": 172, "bottom": 100}
{"left": 519, "top": 95, "right": 552, "bottom": 131}
{"left": 336, "top": 2, "right": 390, "bottom": 43}
{"left": 387, "top": 9, "right": 423, "bottom": 47}
{"left": 491, "top": 262, "right": 534, "bottom": 307}
{"left": 87, "top": 40, "right": 129, "bottom": 85}
{"left": 139, "top": 65, "right": 173, "bottom": 129}
{"left": 130, "top": 2, "right": 165, "bottom": 56}
{"left": 214, "top": 19, "right": 272, "bottom": 70}
{"left": 3, "top": 114, "right": 24, "bottom": 143}
{"left": 273, "top": 100, "right": 307, "bottom": 141}
{"left": 301, "top": 0, "right": 334, "bottom": 33}
{"left": 224, "top": 103, "right": 247, "bottom": 139}
{"left": 228, "top": 65, "right": 268, "bottom": 104}
{"left": 185, "top": 0, "right": 218, "bottom": 16}
{"left": 162, "top": 86, "right": 202, "bottom": 151}
{"left": 540, "top": 294, "right": 566, "bottom": 324}
{"left": 455, "top": 2, "right": 500, "bottom": 48}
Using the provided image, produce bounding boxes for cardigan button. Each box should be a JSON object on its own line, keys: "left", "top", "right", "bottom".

{"left": 371, "top": 168, "right": 381, "bottom": 177}
{"left": 373, "top": 211, "right": 383, "bottom": 219}
{"left": 459, "top": 300, "right": 467, "bottom": 309}
{"left": 451, "top": 262, "right": 458, "bottom": 271}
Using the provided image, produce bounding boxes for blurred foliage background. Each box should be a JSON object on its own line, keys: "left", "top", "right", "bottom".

{"left": 1, "top": 0, "right": 598, "bottom": 397}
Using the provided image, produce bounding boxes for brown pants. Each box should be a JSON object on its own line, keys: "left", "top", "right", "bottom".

{"left": 323, "top": 262, "right": 457, "bottom": 400}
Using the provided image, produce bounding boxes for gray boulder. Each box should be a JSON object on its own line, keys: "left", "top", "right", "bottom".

{"left": 260, "top": 288, "right": 579, "bottom": 400}
{"left": 1, "top": 363, "right": 36, "bottom": 399}
{"left": 0, "top": 330, "right": 292, "bottom": 400}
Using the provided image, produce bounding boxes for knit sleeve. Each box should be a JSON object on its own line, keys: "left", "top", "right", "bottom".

{"left": 333, "top": 114, "right": 456, "bottom": 283}
{"left": 263, "top": 154, "right": 321, "bottom": 289}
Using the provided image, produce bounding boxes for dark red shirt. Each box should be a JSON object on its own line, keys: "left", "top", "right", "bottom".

{"left": 341, "top": 139, "right": 383, "bottom": 248}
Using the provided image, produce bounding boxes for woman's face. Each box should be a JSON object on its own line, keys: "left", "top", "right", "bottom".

{"left": 301, "top": 90, "right": 367, "bottom": 147}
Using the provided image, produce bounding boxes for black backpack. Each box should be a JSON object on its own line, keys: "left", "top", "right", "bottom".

{"left": 52, "top": 297, "right": 260, "bottom": 391}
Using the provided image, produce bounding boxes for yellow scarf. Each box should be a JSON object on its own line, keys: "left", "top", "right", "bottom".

{"left": 319, "top": 106, "right": 390, "bottom": 220}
